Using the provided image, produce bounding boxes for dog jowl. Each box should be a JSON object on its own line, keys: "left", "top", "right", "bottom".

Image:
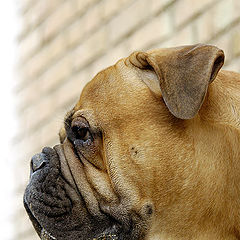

{"left": 24, "top": 44, "right": 240, "bottom": 240}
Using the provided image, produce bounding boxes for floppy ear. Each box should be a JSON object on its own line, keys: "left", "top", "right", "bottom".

{"left": 129, "top": 44, "right": 225, "bottom": 119}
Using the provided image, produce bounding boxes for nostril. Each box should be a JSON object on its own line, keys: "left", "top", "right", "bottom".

{"left": 30, "top": 153, "right": 48, "bottom": 173}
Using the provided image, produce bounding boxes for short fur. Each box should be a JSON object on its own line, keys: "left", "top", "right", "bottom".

{"left": 24, "top": 44, "right": 240, "bottom": 240}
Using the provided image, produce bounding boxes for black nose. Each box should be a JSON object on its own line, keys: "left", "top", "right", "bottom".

{"left": 30, "top": 153, "right": 48, "bottom": 174}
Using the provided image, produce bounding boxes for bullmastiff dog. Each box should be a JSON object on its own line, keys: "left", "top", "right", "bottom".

{"left": 24, "top": 44, "right": 240, "bottom": 240}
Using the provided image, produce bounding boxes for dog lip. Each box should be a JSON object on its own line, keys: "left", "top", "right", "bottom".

{"left": 23, "top": 198, "right": 42, "bottom": 238}
{"left": 25, "top": 195, "right": 120, "bottom": 240}
{"left": 24, "top": 196, "right": 56, "bottom": 239}
{"left": 41, "top": 228, "right": 56, "bottom": 240}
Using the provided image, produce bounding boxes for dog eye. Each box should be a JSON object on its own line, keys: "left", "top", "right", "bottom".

{"left": 72, "top": 126, "right": 91, "bottom": 142}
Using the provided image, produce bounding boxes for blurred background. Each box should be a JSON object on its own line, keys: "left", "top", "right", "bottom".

{"left": 0, "top": 0, "right": 240, "bottom": 239}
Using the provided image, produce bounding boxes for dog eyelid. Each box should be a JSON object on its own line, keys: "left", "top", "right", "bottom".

{"left": 71, "top": 117, "right": 93, "bottom": 143}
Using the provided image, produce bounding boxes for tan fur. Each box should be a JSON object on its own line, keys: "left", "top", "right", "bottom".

{"left": 60, "top": 45, "right": 240, "bottom": 239}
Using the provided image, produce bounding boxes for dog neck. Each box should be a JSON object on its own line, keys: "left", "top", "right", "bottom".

{"left": 146, "top": 71, "right": 240, "bottom": 239}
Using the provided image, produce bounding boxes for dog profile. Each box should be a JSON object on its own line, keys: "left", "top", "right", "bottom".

{"left": 24, "top": 44, "right": 240, "bottom": 240}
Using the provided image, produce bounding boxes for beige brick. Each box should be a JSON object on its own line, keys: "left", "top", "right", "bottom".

{"left": 21, "top": 0, "right": 35, "bottom": 12}
{"left": 225, "top": 57, "right": 240, "bottom": 72}
{"left": 18, "top": 118, "right": 63, "bottom": 160}
{"left": 31, "top": 0, "right": 62, "bottom": 27}
{"left": 14, "top": 206, "right": 38, "bottom": 239}
{"left": 18, "top": 232, "right": 38, "bottom": 240}
{"left": 102, "top": 0, "right": 123, "bottom": 20}
{"left": 107, "top": 41, "right": 130, "bottom": 62}
{"left": 108, "top": 0, "right": 150, "bottom": 44}
{"left": 16, "top": 65, "right": 27, "bottom": 88}
{"left": 119, "top": 0, "right": 132, "bottom": 5}
{"left": 15, "top": 159, "right": 32, "bottom": 193}
{"left": 21, "top": 95, "right": 54, "bottom": 131}
{"left": 233, "top": 0, "right": 240, "bottom": 19}
{"left": 196, "top": 9, "right": 215, "bottom": 43}
{"left": 40, "top": 54, "right": 73, "bottom": 94}
{"left": 23, "top": 2, "right": 44, "bottom": 30}
{"left": 18, "top": 107, "right": 32, "bottom": 133}
{"left": 171, "top": 24, "right": 195, "bottom": 46}
{"left": 91, "top": 54, "right": 114, "bottom": 77}
{"left": 37, "top": 117, "right": 62, "bottom": 148}
{"left": 214, "top": 0, "right": 235, "bottom": 33}
{"left": 175, "top": 0, "right": 213, "bottom": 27}
{"left": 21, "top": 10, "right": 34, "bottom": 35}
{"left": 52, "top": 70, "right": 90, "bottom": 108}
{"left": 210, "top": 33, "right": 232, "bottom": 63}
{"left": 153, "top": 37, "right": 175, "bottom": 49}
{"left": 43, "top": 1, "right": 76, "bottom": 42}
{"left": 151, "top": 0, "right": 173, "bottom": 14}
{"left": 82, "top": 3, "right": 104, "bottom": 33}
{"left": 43, "top": 33, "right": 67, "bottom": 63}
{"left": 129, "top": 12, "right": 172, "bottom": 51}
{"left": 232, "top": 30, "right": 240, "bottom": 57}
{"left": 19, "top": 26, "right": 43, "bottom": 61}
{"left": 21, "top": 0, "right": 62, "bottom": 36}
{"left": 17, "top": 130, "right": 51, "bottom": 163}
{"left": 73, "top": 28, "right": 108, "bottom": 70}
{"left": 92, "top": 41, "right": 129, "bottom": 75}
{"left": 17, "top": 78, "right": 42, "bottom": 110}
{"left": 65, "top": 1, "right": 106, "bottom": 47}
{"left": 23, "top": 33, "right": 66, "bottom": 81}
{"left": 12, "top": 136, "right": 27, "bottom": 163}
{"left": 15, "top": 126, "right": 57, "bottom": 169}
{"left": 19, "top": 70, "right": 89, "bottom": 138}
{"left": 23, "top": 49, "right": 45, "bottom": 81}
{"left": 65, "top": 3, "right": 104, "bottom": 47}
{"left": 65, "top": 19, "right": 85, "bottom": 47}
{"left": 15, "top": 127, "right": 42, "bottom": 159}
{"left": 75, "top": 0, "right": 97, "bottom": 13}
{"left": 15, "top": 195, "right": 28, "bottom": 218}
{"left": 20, "top": 51, "right": 71, "bottom": 107}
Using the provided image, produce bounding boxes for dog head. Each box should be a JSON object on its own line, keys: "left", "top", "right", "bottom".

{"left": 24, "top": 44, "right": 225, "bottom": 239}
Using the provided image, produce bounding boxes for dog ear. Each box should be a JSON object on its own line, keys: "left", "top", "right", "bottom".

{"left": 129, "top": 44, "right": 225, "bottom": 119}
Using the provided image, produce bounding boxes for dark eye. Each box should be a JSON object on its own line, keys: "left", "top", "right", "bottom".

{"left": 72, "top": 126, "right": 91, "bottom": 142}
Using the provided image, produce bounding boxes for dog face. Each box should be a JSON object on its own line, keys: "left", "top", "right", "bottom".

{"left": 24, "top": 44, "right": 230, "bottom": 240}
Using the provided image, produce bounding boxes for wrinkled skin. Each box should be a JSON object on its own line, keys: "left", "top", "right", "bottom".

{"left": 24, "top": 145, "right": 144, "bottom": 240}
{"left": 24, "top": 44, "right": 240, "bottom": 240}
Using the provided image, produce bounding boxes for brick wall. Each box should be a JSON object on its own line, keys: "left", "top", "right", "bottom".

{"left": 15, "top": 0, "right": 240, "bottom": 239}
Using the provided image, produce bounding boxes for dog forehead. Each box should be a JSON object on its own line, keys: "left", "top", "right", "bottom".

{"left": 74, "top": 60, "right": 152, "bottom": 115}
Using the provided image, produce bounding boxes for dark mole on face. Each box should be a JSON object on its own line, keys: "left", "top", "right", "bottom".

{"left": 142, "top": 203, "right": 153, "bottom": 218}
{"left": 130, "top": 146, "right": 138, "bottom": 157}
{"left": 145, "top": 204, "right": 153, "bottom": 215}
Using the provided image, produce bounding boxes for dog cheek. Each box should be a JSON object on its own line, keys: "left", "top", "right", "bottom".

{"left": 83, "top": 160, "right": 119, "bottom": 203}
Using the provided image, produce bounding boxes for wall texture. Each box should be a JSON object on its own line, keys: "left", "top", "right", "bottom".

{"left": 15, "top": 0, "right": 240, "bottom": 239}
